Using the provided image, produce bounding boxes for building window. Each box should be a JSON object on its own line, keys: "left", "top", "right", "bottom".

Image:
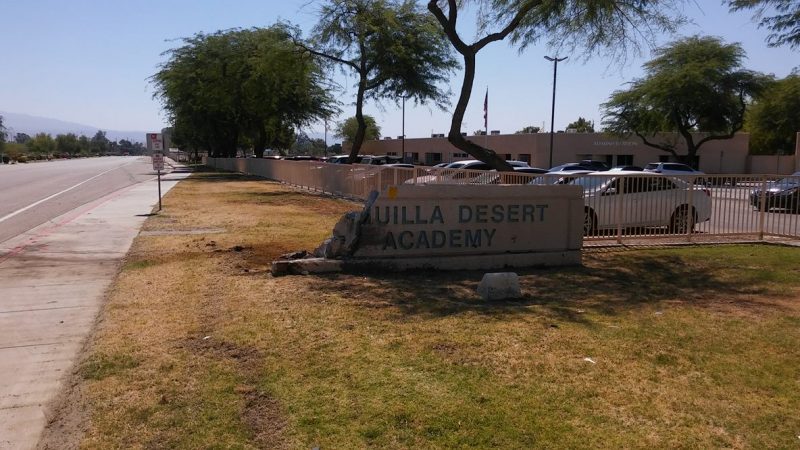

{"left": 504, "top": 154, "right": 512, "bottom": 160}
{"left": 659, "top": 155, "right": 671, "bottom": 162}
{"left": 387, "top": 151, "right": 397, "bottom": 156}
{"left": 616, "top": 155, "right": 633, "bottom": 166}
{"left": 518, "top": 154, "right": 531, "bottom": 163}
{"left": 411, "top": 152, "right": 419, "bottom": 163}
{"left": 425, "top": 152, "right": 442, "bottom": 165}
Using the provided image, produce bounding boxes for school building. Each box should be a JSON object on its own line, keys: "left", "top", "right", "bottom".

{"left": 358, "top": 131, "right": 800, "bottom": 174}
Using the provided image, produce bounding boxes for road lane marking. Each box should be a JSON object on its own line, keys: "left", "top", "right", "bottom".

{"left": 0, "top": 162, "right": 136, "bottom": 225}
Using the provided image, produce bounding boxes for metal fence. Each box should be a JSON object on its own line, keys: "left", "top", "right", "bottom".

{"left": 206, "top": 158, "right": 800, "bottom": 244}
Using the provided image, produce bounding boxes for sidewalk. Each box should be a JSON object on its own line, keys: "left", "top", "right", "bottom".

{"left": 0, "top": 168, "right": 190, "bottom": 450}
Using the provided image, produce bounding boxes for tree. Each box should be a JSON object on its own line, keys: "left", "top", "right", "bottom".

{"left": 747, "top": 75, "right": 800, "bottom": 154}
{"left": 78, "top": 135, "right": 91, "bottom": 155}
{"left": 91, "top": 130, "right": 110, "bottom": 155}
{"left": 27, "top": 133, "right": 56, "bottom": 156}
{"left": 328, "top": 143, "right": 343, "bottom": 154}
{"left": 305, "top": 0, "right": 458, "bottom": 163}
{"left": 335, "top": 115, "right": 380, "bottom": 144}
{"left": 602, "top": 36, "right": 770, "bottom": 166}
{"left": 515, "top": 126, "right": 541, "bottom": 134}
{"left": 728, "top": 0, "right": 800, "bottom": 49}
{"left": 15, "top": 133, "right": 31, "bottom": 144}
{"left": 427, "top": 0, "right": 681, "bottom": 171}
{"left": 152, "top": 24, "right": 337, "bottom": 158}
{"left": 291, "top": 132, "right": 328, "bottom": 156}
{"left": 0, "top": 115, "right": 6, "bottom": 153}
{"left": 566, "top": 117, "right": 594, "bottom": 132}
{"left": 56, "top": 133, "right": 80, "bottom": 156}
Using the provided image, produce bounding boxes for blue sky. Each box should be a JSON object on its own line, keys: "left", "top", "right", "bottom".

{"left": 0, "top": 1, "right": 796, "bottom": 141}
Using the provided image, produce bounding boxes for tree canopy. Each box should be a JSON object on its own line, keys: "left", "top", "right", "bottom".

{"left": 55, "top": 133, "right": 80, "bottom": 156}
{"left": 728, "top": 0, "right": 800, "bottom": 49}
{"left": 306, "top": 0, "right": 458, "bottom": 163}
{"left": 0, "top": 115, "right": 6, "bottom": 153}
{"left": 336, "top": 115, "right": 381, "bottom": 144}
{"left": 427, "top": 0, "right": 683, "bottom": 171}
{"left": 28, "top": 133, "right": 56, "bottom": 156}
{"left": 152, "top": 24, "right": 338, "bottom": 158}
{"left": 515, "top": 125, "right": 541, "bottom": 134}
{"left": 747, "top": 75, "right": 800, "bottom": 154}
{"left": 601, "top": 35, "right": 770, "bottom": 165}
{"left": 566, "top": 117, "right": 594, "bottom": 132}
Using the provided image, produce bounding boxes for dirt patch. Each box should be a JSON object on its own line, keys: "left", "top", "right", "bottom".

{"left": 37, "top": 370, "right": 89, "bottom": 450}
{"left": 242, "top": 388, "right": 288, "bottom": 450}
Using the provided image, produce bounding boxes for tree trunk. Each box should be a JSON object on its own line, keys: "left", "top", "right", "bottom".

{"left": 253, "top": 127, "right": 267, "bottom": 158}
{"left": 348, "top": 67, "right": 369, "bottom": 164}
{"left": 447, "top": 52, "right": 513, "bottom": 171}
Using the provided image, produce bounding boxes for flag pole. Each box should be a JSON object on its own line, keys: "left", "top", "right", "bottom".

{"left": 484, "top": 87, "right": 489, "bottom": 148}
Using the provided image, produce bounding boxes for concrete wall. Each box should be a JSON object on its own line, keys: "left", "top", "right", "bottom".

{"left": 748, "top": 155, "right": 798, "bottom": 175}
{"left": 361, "top": 132, "right": 752, "bottom": 173}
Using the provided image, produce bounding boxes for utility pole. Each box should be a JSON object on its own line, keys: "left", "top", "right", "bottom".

{"left": 401, "top": 94, "right": 406, "bottom": 158}
{"left": 545, "top": 55, "right": 567, "bottom": 168}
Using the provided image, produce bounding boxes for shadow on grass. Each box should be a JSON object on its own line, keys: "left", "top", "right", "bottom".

{"left": 311, "top": 252, "right": 788, "bottom": 324}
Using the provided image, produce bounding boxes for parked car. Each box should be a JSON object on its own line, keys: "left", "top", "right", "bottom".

{"left": 529, "top": 170, "right": 593, "bottom": 185}
{"left": 578, "top": 160, "right": 611, "bottom": 171}
{"left": 404, "top": 160, "right": 529, "bottom": 184}
{"left": 548, "top": 160, "right": 609, "bottom": 172}
{"left": 749, "top": 172, "right": 800, "bottom": 212}
{"left": 643, "top": 162, "right": 704, "bottom": 175}
{"left": 608, "top": 165, "right": 644, "bottom": 171}
{"left": 360, "top": 155, "right": 404, "bottom": 165}
{"left": 548, "top": 163, "right": 595, "bottom": 172}
{"left": 569, "top": 171, "right": 712, "bottom": 235}
{"left": 469, "top": 166, "right": 549, "bottom": 185}
{"left": 327, "top": 154, "right": 367, "bottom": 164}
{"left": 283, "top": 155, "right": 320, "bottom": 161}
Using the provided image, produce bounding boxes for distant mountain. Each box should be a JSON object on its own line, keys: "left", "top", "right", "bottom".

{"left": 0, "top": 111, "right": 151, "bottom": 143}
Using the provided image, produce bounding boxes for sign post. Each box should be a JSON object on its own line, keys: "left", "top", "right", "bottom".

{"left": 147, "top": 133, "right": 165, "bottom": 211}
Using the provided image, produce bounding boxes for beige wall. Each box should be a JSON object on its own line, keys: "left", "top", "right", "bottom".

{"left": 748, "top": 155, "right": 798, "bottom": 174}
{"left": 361, "top": 132, "right": 753, "bottom": 173}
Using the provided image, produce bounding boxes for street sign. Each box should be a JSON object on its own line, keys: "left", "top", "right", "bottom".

{"left": 152, "top": 151, "right": 164, "bottom": 171}
{"left": 147, "top": 133, "right": 164, "bottom": 152}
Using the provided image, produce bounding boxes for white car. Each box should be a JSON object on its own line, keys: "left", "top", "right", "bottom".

{"left": 404, "top": 160, "right": 529, "bottom": 184}
{"left": 529, "top": 170, "right": 593, "bottom": 185}
{"left": 643, "top": 162, "right": 704, "bottom": 176}
{"left": 569, "top": 171, "right": 712, "bottom": 235}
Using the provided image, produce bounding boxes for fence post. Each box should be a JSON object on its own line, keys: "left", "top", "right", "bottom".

{"left": 616, "top": 176, "right": 624, "bottom": 244}
{"left": 687, "top": 176, "right": 694, "bottom": 242}
{"left": 758, "top": 175, "right": 767, "bottom": 240}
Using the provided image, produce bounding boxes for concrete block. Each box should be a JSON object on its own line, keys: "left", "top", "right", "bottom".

{"left": 271, "top": 258, "right": 343, "bottom": 276}
{"left": 477, "top": 272, "right": 522, "bottom": 300}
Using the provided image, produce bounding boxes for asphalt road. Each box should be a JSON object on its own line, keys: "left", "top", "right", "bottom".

{"left": 0, "top": 156, "right": 156, "bottom": 244}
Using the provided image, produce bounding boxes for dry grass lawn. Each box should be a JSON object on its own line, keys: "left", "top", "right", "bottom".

{"left": 57, "top": 170, "right": 800, "bottom": 449}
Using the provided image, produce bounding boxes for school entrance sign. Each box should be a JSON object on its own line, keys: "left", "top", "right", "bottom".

{"left": 274, "top": 184, "right": 583, "bottom": 274}
{"left": 352, "top": 185, "right": 583, "bottom": 268}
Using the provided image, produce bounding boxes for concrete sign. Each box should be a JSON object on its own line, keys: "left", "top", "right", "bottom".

{"left": 152, "top": 152, "right": 164, "bottom": 171}
{"left": 351, "top": 184, "right": 583, "bottom": 269}
{"left": 147, "top": 133, "right": 164, "bottom": 151}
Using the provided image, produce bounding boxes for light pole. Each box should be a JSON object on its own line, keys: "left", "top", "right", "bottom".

{"left": 401, "top": 94, "right": 408, "bottom": 159}
{"left": 544, "top": 55, "right": 567, "bottom": 168}
{"left": 324, "top": 119, "right": 328, "bottom": 157}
